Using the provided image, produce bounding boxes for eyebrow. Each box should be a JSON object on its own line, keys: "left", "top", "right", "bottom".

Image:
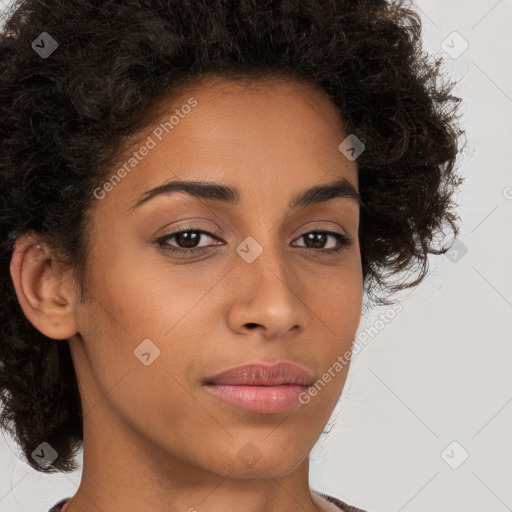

{"left": 129, "top": 176, "right": 360, "bottom": 211}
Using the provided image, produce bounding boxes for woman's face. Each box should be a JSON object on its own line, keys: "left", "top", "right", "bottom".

{"left": 69, "top": 76, "right": 363, "bottom": 479}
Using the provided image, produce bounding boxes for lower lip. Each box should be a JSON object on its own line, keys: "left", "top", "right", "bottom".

{"left": 203, "top": 384, "right": 308, "bottom": 414}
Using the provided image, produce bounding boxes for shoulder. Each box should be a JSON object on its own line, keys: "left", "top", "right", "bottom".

{"left": 314, "top": 491, "right": 369, "bottom": 512}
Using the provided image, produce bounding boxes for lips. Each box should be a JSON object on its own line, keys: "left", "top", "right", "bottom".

{"left": 202, "top": 362, "right": 315, "bottom": 413}
{"left": 203, "top": 362, "right": 314, "bottom": 387}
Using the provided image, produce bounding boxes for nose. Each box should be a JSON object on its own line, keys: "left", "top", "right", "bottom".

{"left": 225, "top": 241, "right": 309, "bottom": 340}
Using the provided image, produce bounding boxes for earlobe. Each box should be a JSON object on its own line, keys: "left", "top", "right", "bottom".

{"left": 9, "top": 231, "right": 79, "bottom": 340}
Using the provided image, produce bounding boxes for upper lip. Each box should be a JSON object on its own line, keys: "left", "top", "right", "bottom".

{"left": 203, "top": 362, "right": 314, "bottom": 386}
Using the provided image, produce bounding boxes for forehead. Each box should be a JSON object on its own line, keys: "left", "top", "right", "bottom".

{"left": 171, "top": 74, "right": 345, "bottom": 138}
{"left": 96, "top": 75, "right": 357, "bottom": 214}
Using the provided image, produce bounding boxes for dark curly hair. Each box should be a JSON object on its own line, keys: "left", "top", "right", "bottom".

{"left": 0, "top": 0, "right": 465, "bottom": 474}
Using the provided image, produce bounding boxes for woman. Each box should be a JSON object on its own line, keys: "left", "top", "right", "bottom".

{"left": 0, "top": 1, "right": 464, "bottom": 511}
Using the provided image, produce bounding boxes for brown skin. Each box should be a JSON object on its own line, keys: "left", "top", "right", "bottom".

{"left": 10, "top": 76, "right": 362, "bottom": 512}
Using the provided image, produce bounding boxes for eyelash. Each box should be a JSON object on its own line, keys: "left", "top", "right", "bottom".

{"left": 155, "top": 225, "right": 353, "bottom": 256}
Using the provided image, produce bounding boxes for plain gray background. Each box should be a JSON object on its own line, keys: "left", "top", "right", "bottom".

{"left": 0, "top": 1, "right": 511, "bottom": 511}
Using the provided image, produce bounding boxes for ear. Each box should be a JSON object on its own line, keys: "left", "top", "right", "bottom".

{"left": 9, "top": 231, "right": 80, "bottom": 340}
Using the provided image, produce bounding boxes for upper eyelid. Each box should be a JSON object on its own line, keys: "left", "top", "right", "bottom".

{"left": 167, "top": 225, "right": 346, "bottom": 235}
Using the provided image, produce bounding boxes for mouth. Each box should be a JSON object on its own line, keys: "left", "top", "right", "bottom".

{"left": 202, "top": 362, "right": 313, "bottom": 414}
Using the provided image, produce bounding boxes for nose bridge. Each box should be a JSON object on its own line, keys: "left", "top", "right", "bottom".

{"left": 236, "top": 228, "right": 287, "bottom": 278}
{"left": 232, "top": 230, "right": 303, "bottom": 306}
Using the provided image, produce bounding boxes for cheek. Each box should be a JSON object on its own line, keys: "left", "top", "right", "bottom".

{"left": 304, "top": 259, "right": 363, "bottom": 332}
{"left": 88, "top": 251, "right": 213, "bottom": 386}
{"left": 75, "top": 263, "right": 203, "bottom": 436}
{"left": 88, "top": 237, "right": 203, "bottom": 338}
{"left": 301, "top": 270, "right": 362, "bottom": 392}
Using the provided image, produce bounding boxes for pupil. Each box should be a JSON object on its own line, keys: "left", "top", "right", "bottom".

{"left": 306, "top": 232, "right": 326, "bottom": 248}
{"left": 177, "top": 231, "right": 200, "bottom": 248}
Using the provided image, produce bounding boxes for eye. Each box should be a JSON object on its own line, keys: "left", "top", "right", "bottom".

{"left": 154, "top": 225, "right": 353, "bottom": 257}
{"left": 155, "top": 225, "right": 222, "bottom": 256}
{"left": 292, "top": 230, "right": 352, "bottom": 253}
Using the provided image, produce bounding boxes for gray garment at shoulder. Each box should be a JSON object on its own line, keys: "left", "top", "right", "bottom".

{"left": 48, "top": 493, "right": 369, "bottom": 512}
{"left": 318, "top": 492, "right": 369, "bottom": 511}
